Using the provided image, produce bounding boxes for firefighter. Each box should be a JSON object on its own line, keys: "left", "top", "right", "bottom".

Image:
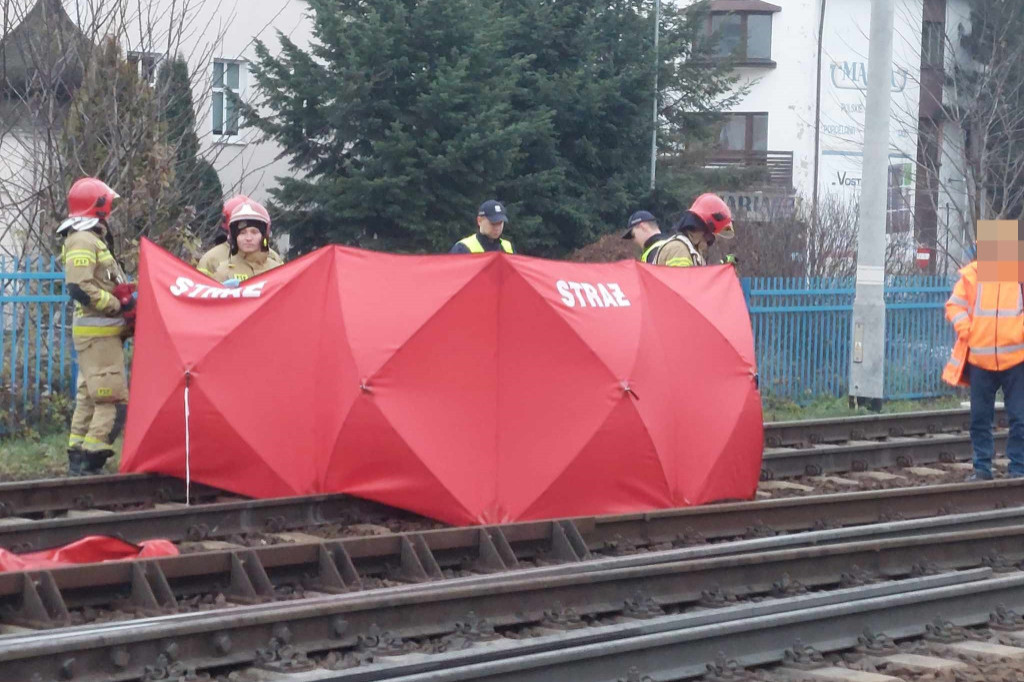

{"left": 212, "top": 200, "right": 284, "bottom": 284}
{"left": 450, "top": 200, "right": 515, "bottom": 254}
{"left": 58, "top": 178, "right": 132, "bottom": 476}
{"left": 943, "top": 243, "right": 1024, "bottom": 481}
{"left": 623, "top": 195, "right": 737, "bottom": 267}
{"left": 197, "top": 194, "right": 282, "bottom": 277}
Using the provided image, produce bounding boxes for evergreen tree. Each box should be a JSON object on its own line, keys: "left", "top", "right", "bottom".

{"left": 156, "top": 56, "right": 224, "bottom": 240}
{"left": 247, "top": 0, "right": 738, "bottom": 256}
{"left": 60, "top": 40, "right": 205, "bottom": 268}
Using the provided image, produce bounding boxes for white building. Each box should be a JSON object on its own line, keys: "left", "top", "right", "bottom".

{"left": 697, "top": 0, "right": 970, "bottom": 270}
{"left": 0, "top": 0, "right": 314, "bottom": 256}
{"left": 121, "top": 0, "right": 314, "bottom": 207}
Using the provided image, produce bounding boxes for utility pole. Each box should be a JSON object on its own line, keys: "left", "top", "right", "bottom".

{"left": 650, "top": 0, "right": 660, "bottom": 191}
{"left": 849, "top": 0, "right": 894, "bottom": 411}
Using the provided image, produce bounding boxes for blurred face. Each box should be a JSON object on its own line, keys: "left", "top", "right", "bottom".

{"left": 686, "top": 229, "right": 711, "bottom": 259}
{"left": 477, "top": 215, "right": 505, "bottom": 239}
{"left": 236, "top": 225, "right": 263, "bottom": 254}
{"left": 977, "top": 220, "right": 1023, "bottom": 282}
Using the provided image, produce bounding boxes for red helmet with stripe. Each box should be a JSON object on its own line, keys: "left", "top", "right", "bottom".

{"left": 689, "top": 193, "right": 734, "bottom": 238}
{"left": 58, "top": 178, "right": 119, "bottom": 234}
{"left": 222, "top": 195, "right": 252, "bottom": 234}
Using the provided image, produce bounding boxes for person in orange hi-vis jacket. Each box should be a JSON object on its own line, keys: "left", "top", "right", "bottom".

{"left": 943, "top": 220, "right": 1024, "bottom": 481}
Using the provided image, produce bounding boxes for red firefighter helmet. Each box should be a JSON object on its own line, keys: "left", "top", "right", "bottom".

{"left": 58, "top": 178, "right": 119, "bottom": 234}
{"left": 689, "top": 193, "right": 734, "bottom": 239}
{"left": 228, "top": 201, "right": 272, "bottom": 253}
{"left": 222, "top": 194, "right": 252, "bottom": 233}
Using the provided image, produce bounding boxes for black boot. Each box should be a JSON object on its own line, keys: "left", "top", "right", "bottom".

{"left": 81, "top": 449, "right": 113, "bottom": 476}
{"left": 67, "top": 448, "right": 86, "bottom": 477}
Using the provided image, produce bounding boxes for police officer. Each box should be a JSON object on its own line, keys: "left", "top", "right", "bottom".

{"left": 212, "top": 200, "right": 284, "bottom": 284}
{"left": 622, "top": 210, "right": 699, "bottom": 266}
{"left": 450, "top": 200, "right": 515, "bottom": 254}
{"left": 197, "top": 194, "right": 283, "bottom": 278}
{"left": 58, "top": 178, "right": 132, "bottom": 476}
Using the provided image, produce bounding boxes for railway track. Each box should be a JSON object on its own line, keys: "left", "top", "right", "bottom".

{"left": 0, "top": 408, "right": 1000, "bottom": 518}
{"left": 2, "top": 481, "right": 1024, "bottom": 628}
{"left": 0, "top": 407, "right": 1016, "bottom": 680}
{"left": 763, "top": 407, "right": 1001, "bottom": 447}
{"left": 5, "top": 516, "right": 1024, "bottom": 680}
{"left": 0, "top": 409, "right": 1007, "bottom": 553}
{"left": 0, "top": 474, "right": 224, "bottom": 519}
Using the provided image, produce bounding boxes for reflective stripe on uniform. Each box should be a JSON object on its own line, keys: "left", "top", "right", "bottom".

{"left": 457, "top": 235, "right": 514, "bottom": 254}
{"left": 948, "top": 295, "right": 968, "bottom": 307}
{"left": 72, "top": 327, "right": 125, "bottom": 338}
{"left": 75, "top": 316, "right": 124, "bottom": 327}
{"left": 969, "top": 343, "right": 1024, "bottom": 355}
{"left": 664, "top": 256, "right": 694, "bottom": 267}
{"left": 973, "top": 283, "right": 1024, "bottom": 317}
{"left": 73, "top": 315, "right": 125, "bottom": 338}
{"left": 64, "top": 249, "right": 97, "bottom": 266}
{"left": 68, "top": 434, "right": 85, "bottom": 447}
{"left": 950, "top": 311, "right": 969, "bottom": 324}
{"left": 82, "top": 434, "right": 113, "bottom": 452}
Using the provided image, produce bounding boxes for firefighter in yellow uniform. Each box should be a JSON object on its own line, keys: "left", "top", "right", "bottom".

{"left": 212, "top": 200, "right": 283, "bottom": 284}
{"left": 58, "top": 178, "right": 132, "bottom": 476}
{"left": 197, "top": 194, "right": 283, "bottom": 278}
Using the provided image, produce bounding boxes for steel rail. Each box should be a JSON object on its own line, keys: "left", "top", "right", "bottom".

{"left": 4, "top": 491, "right": 1024, "bottom": 628}
{"left": 4, "top": 480, "right": 1024, "bottom": 626}
{"left": 5, "top": 468, "right": 1024, "bottom": 555}
{"left": 0, "top": 492, "right": 433, "bottom": 552}
{"left": 0, "top": 474, "right": 224, "bottom": 518}
{"left": 5, "top": 523, "right": 1024, "bottom": 681}
{"left": 348, "top": 570, "right": 1024, "bottom": 682}
{"left": 763, "top": 407, "right": 999, "bottom": 447}
{"left": 761, "top": 430, "right": 1007, "bottom": 479}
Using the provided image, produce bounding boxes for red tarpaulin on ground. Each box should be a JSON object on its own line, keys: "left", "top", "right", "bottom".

{"left": 0, "top": 536, "right": 177, "bottom": 573}
{"left": 121, "top": 240, "right": 763, "bottom": 525}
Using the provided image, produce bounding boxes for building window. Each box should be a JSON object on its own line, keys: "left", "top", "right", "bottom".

{"left": 718, "top": 113, "right": 769, "bottom": 152}
{"left": 127, "top": 51, "right": 163, "bottom": 86}
{"left": 710, "top": 12, "right": 773, "bottom": 62}
{"left": 887, "top": 163, "right": 913, "bottom": 234}
{"left": 212, "top": 60, "right": 244, "bottom": 138}
{"left": 921, "top": 21, "right": 944, "bottom": 67}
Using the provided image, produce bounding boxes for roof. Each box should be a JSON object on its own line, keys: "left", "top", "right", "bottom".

{"left": 0, "top": 0, "right": 89, "bottom": 97}
{"left": 709, "top": 0, "right": 782, "bottom": 12}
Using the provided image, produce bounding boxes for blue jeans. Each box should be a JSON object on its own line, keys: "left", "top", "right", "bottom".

{"left": 968, "top": 362, "right": 1024, "bottom": 477}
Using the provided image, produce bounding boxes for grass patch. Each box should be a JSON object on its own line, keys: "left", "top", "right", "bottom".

{"left": 0, "top": 393, "right": 969, "bottom": 479}
{"left": 763, "top": 395, "right": 965, "bottom": 422}
{"left": 0, "top": 433, "right": 121, "bottom": 481}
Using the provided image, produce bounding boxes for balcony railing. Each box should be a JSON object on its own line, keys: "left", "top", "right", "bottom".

{"left": 703, "top": 150, "right": 794, "bottom": 189}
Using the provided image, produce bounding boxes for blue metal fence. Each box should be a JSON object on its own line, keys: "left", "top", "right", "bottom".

{"left": 0, "top": 260, "right": 960, "bottom": 429}
{"left": 0, "top": 256, "right": 75, "bottom": 429}
{"left": 745, "top": 275, "right": 957, "bottom": 402}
